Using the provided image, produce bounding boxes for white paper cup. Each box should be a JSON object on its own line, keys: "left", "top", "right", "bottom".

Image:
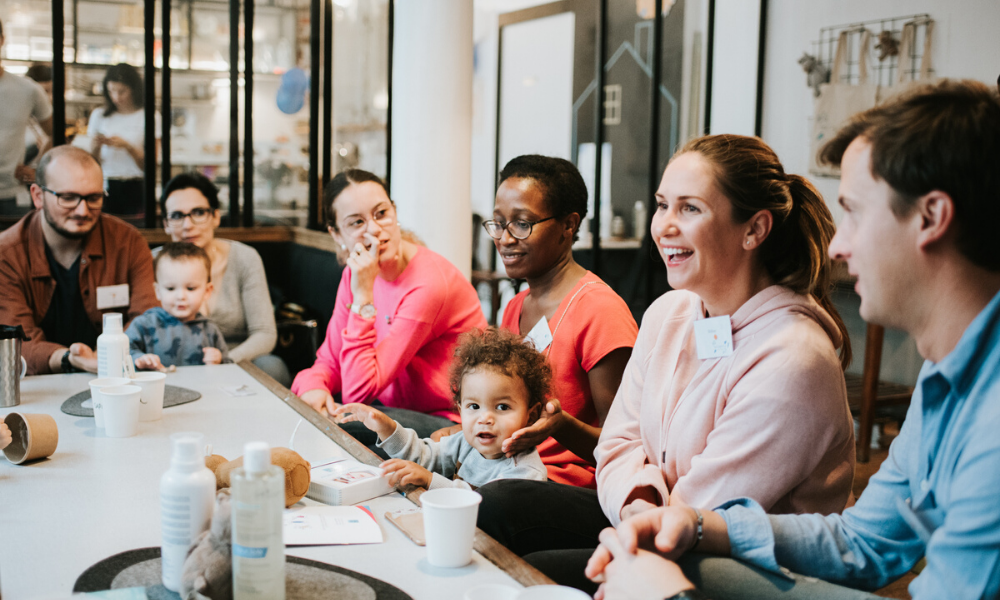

{"left": 88, "top": 377, "right": 130, "bottom": 428}
{"left": 130, "top": 372, "right": 167, "bottom": 421}
{"left": 516, "top": 586, "right": 592, "bottom": 600}
{"left": 421, "top": 488, "right": 482, "bottom": 568}
{"left": 464, "top": 583, "right": 519, "bottom": 600}
{"left": 99, "top": 385, "right": 142, "bottom": 438}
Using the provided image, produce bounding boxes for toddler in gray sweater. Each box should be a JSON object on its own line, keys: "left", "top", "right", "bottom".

{"left": 333, "top": 327, "right": 551, "bottom": 489}
{"left": 128, "top": 242, "right": 230, "bottom": 369}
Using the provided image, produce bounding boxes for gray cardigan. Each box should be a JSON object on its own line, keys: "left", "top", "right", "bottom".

{"left": 154, "top": 240, "right": 276, "bottom": 362}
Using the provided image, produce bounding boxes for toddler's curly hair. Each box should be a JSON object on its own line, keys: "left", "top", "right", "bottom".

{"left": 449, "top": 327, "right": 552, "bottom": 412}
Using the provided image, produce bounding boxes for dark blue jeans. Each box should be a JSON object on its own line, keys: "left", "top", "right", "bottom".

{"left": 339, "top": 401, "right": 454, "bottom": 459}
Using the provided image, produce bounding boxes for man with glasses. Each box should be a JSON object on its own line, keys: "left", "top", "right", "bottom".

{"left": 0, "top": 18, "right": 54, "bottom": 215}
{"left": 0, "top": 146, "right": 157, "bottom": 374}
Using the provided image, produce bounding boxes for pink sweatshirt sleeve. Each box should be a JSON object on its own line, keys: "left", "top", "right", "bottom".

{"left": 339, "top": 312, "right": 435, "bottom": 404}
{"left": 596, "top": 319, "right": 671, "bottom": 526}
{"left": 337, "top": 268, "right": 452, "bottom": 404}
{"left": 669, "top": 339, "right": 853, "bottom": 513}
{"left": 290, "top": 273, "right": 350, "bottom": 396}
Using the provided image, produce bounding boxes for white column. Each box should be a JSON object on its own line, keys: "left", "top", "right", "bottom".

{"left": 390, "top": 0, "right": 474, "bottom": 279}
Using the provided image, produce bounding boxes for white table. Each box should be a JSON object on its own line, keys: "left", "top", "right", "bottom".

{"left": 0, "top": 364, "right": 540, "bottom": 599}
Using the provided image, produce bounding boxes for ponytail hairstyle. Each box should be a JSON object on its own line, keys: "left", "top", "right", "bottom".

{"left": 676, "top": 134, "right": 851, "bottom": 369}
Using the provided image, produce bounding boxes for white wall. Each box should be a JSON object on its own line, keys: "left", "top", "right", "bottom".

{"left": 752, "top": 0, "right": 1000, "bottom": 382}
{"left": 391, "top": 0, "right": 474, "bottom": 277}
{"left": 708, "top": 0, "right": 761, "bottom": 136}
{"left": 497, "top": 12, "right": 576, "bottom": 169}
{"left": 761, "top": 0, "right": 1000, "bottom": 224}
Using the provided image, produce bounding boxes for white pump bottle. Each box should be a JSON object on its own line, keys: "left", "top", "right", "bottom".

{"left": 160, "top": 432, "right": 216, "bottom": 592}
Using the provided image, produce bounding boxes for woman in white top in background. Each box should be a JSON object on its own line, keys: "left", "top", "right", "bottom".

{"left": 88, "top": 63, "right": 160, "bottom": 226}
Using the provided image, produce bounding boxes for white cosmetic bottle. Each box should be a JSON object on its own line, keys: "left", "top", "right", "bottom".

{"left": 97, "top": 313, "right": 129, "bottom": 378}
{"left": 160, "top": 432, "right": 216, "bottom": 592}
{"left": 232, "top": 442, "right": 286, "bottom": 600}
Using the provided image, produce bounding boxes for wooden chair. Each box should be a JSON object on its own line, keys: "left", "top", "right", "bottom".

{"left": 472, "top": 270, "right": 509, "bottom": 326}
{"left": 845, "top": 323, "right": 914, "bottom": 462}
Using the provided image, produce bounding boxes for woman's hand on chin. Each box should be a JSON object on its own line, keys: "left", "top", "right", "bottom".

{"left": 347, "top": 233, "right": 381, "bottom": 300}
{"left": 501, "top": 399, "right": 565, "bottom": 457}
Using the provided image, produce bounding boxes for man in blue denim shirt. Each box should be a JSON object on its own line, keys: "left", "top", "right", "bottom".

{"left": 584, "top": 79, "right": 1000, "bottom": 600}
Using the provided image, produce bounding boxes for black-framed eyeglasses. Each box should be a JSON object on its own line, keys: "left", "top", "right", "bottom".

{"left": 482, "top": 216, "right": 557, "bottom": 240}
{"left": 39, "top": 185, "right": 106, "bottom": 209}
{"left": 165, "top": 207, "right": 215, "bottom": 226}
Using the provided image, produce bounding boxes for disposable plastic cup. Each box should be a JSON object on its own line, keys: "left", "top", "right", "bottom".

{"left": 100, "top": 384, "right": 142, "bottom": 438}
{"left": 516, "top": 586, "right": 592, "bottom": 600}
{"left": 130, "top": 371, "right": 167, "bottom": 421}
{"left": 421, "top": 488, "right": 482, "bottom": 568}
{"left": 88, "top": 377, "right": 130, "bottom": 428}
{"left": 464, "top": 583, "right": 519, "bottom": 600}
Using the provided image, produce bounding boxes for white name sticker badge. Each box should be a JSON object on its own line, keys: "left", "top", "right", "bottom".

{"left": 524, "top": 315, "right": 554, "bottom": 352}
{"left": 693, "top": 315, "right": 734, "bottom": 360}
{"left": 96, "top": 283, "right": 130, "bottom": 309}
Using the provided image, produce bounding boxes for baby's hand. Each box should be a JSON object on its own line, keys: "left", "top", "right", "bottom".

{"left": 202, "top": 347, "right": 223, "bottom": 365}
{"left": 0, "top": 422, "right": 12, "bottom": 450}
{"left": 135, "top": 354, "right": 163, "bottom": 371}
{"left": 332, "top": 403, "right": 396, "bottom": 440}
{"left": 380, "top": 459, "right": 432, "bottom": 489}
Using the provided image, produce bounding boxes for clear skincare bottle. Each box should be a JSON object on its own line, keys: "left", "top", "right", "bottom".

{"left": 232, "top": 442, "right": 286, "bottom": 600}
{"left": 160, "top": 432, "right": 216, "bottom": 592}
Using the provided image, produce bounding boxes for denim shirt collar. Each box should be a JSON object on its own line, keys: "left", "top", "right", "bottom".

{"left": 926, "top": 289, "right": 1000, "bottom": 398}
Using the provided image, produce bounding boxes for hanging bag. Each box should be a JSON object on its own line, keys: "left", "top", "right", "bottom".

{"left": 877, "top": 18, "right": 936, "bottom": 104}
{"left": 809, "top": 29, "right": 878, "bottom": 177}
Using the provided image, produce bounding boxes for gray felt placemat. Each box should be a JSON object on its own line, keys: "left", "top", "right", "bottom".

{"left": 61, "top": 385, "right": 201, "bottom": 417}
{"left": 73, "top": 547, "right": 412, "bottom": 599}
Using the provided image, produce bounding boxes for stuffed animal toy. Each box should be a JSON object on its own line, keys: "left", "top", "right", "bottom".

{"left": 798, "top": 52, "right": 831, "bottom": 97}
{"left": 180, "top": 489, "right": 233, "bottom": 600}
{"left": 205, "top": 447, "right": 311, "bottom": 508}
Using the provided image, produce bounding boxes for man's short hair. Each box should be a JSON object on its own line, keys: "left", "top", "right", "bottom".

{"left": 35, "top": 146, "right": 102, "bottom": 189}
{"left": 154, "top": 242, "right": 212, "bottom": 283}
{"left": 820, "top": 79, "right": 1000, "bottom": 271}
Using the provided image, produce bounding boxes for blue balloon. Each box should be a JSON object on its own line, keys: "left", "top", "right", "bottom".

{"left": 276, "top": 68, "right": 308, "bottom": 114}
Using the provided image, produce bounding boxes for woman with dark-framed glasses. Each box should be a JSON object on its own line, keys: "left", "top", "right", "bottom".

{"left": 435, "top": 154, "right": 637, "bottom": 488}
{"left": 291, "top": 168, "right": 487, "bottom": 454}
{"left": 157, "top": 172, "right": 288, "bottom": 383}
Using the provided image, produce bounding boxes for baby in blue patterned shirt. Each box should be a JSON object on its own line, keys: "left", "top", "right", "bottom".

{"left": 126, "top": 242, "right": 230, "bottom": 370}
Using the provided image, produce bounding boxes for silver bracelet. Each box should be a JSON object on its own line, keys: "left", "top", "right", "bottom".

{"left": 690, "top": 508, "right": 704, "bottom": 551}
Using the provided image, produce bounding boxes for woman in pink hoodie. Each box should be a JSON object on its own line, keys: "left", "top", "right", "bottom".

{"left": 476, "top": 135, "right": 856, "bottom": 592}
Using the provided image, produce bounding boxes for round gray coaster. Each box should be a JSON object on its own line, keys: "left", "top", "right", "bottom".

{"left": 74, "top": 547, "right": 411, "bottom": 599}
{"left": 61, "top": 385, "right": 202, "bottom": 418}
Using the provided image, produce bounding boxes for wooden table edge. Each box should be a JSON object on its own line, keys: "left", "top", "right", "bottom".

{"left": 238, "top": 359, "right": 556, "bottom": 588}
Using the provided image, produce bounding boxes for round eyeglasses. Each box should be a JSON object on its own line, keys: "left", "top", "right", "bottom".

{"left": 40, "top": 185, "right": 106, "bottom": 210}
{"left": 482, "top": 216, "right": 557, "bottom": 240}
{"left": 165, "top": 207, "right": 215, "bottom": 226}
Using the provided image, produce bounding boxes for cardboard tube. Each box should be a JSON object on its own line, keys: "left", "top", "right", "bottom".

{"left": 3, "top": 413, "right": 59, "bottom": 465}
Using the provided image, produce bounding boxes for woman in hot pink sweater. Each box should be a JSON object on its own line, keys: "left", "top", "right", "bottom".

{"left": 476, "top": 135, "right": 855, "bottom": 593}
{"left": 292, "top": 169, "right": 486, "bottom": 446}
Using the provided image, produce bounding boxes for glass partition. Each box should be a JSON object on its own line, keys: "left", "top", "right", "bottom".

{"left": 1, "top": 0, "right": 380, "bottom": 230}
